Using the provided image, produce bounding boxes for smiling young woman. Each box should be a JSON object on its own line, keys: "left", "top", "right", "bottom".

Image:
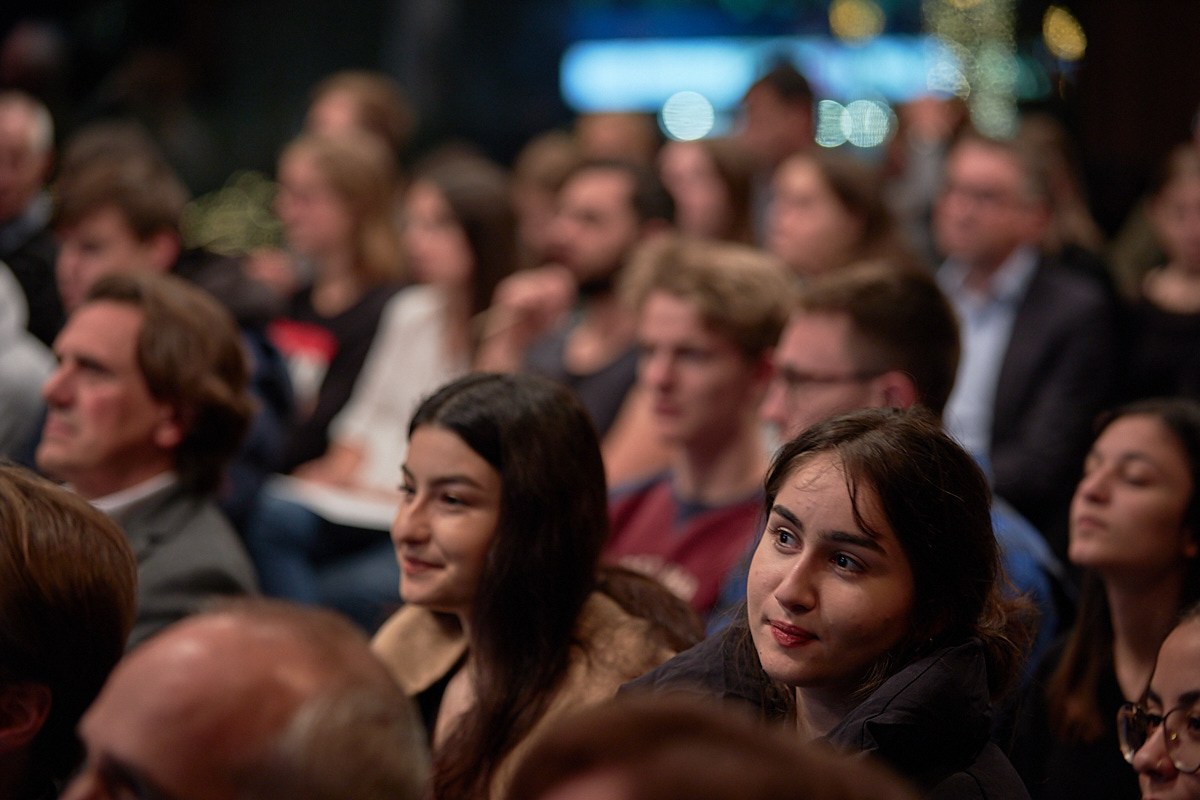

{"left": 629, "top": 406, "right": 1032, "bottom": 798}
{"left": 371, "top": 373, "right": 697, "bottom": 800}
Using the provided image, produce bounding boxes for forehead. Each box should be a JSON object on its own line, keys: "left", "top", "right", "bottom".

{"left": 776, "top": 312, "right": 857, "bottom": 368}
{"left": 561, "top": 169, "right": 633, "bottom": 210}
{"left": 61, "top": 204, "right": 140, "bottom": 241}
{"left": 1151, "top": 621, "right": 1200, "bottom": 701}
{"left": 58, "top": 301, "right": 144, "bottom": 357}
{"left": 406, "top": 425, "right": 500, "bottom": 480}
{"left": 0, "top": 103, "right": 37, "bottom": 147}
{"left": 947, "top": 141, "right": 1024, "bottom": 187}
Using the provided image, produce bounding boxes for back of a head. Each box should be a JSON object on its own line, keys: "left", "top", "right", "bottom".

{"left": 54, "top": 143, "right": 189, "bottom": 239}
{"left": 505, "top": 694, "right": 918, "bottom": 800}
{"left": 84, "top": 271, "right": 253, "bottom": 496}
{"left": 622, "top": 235, "right": 794, "bottom": 360}
{"left": 797, "top": 261, "right": 960, "bottom": 416}
{"left": 0, "top": 464, "right": 136, "bottom": 788}
{"left": 213, "top": 601, "right": 429, "bottom": 800}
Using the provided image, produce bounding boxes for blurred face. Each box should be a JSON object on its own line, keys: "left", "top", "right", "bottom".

{"left": 0, "top": 101, "right": 49, "bottom": 220}
{"left": 1130, "top": 620, "right": 1200, "bottom": 800}
{"left": 546, "top": 169, "right": 641, "bottom": 284}
{"left": 275, "top": 148, "right": 354, "bottom": 259}
{"left": 760, "top": 312, "right": 886, "bottom": 441}
{"left": 738, "top": 86, "right": 812, "bottom": 169}
{"left": 55, "top": 206, "right": 169, "bottom": 313}
{"left": 37, "top": 302, "right": 180, "bottom": 499}
{"left": 658, "top": 142, "right": 730, "bottom": 240}
{"left": 403, "top": 181, "right": 474, "bottom": 287}
{"left": 934, "top": 140, "right": 1041, "bottom": 273}
{"left": 392, "top": 425, "right": 502, "bottom": 621}
{"left": 637, "top": 291, "right": 767, "bottom": 451}
{"left": 767, "top": 157, "right": 862, "bottom": 278}
{"left": 747, "top": 454, "right": 914, "bottom": 701}
{"left": 1152, "top": 176, "right": 1200, "bottom": 271}
{"left": 1070, "top": 415, "right": 1198, "bottom": 579}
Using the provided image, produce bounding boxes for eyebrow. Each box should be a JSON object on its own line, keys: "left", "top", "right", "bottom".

{"left": 769, "top": 504, "right": 885, "bottom": 553}
{"left": 400, "top": 465, "right": 487, "bottom": 490}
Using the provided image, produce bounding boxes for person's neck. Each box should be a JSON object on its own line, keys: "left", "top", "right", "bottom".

{"left": 1107, "top": 570, "right": 1186, "bottom": 699}
{"left": 312, "top": 252, "right": 365, "bottom": 316}
{"left": 962, "top": 256, "right": 1011, "bottom": 294}
{"left": 75, "top": 463, "right": 174, "bottom": 503}
{"left": 672, "top": 418, "right": 767, "bottom": 505}
{"left": 795, "top": 685, "right": 854, "bottom": 740}
{"left": 440, "top": 284, "right": 475, "bottom": 362}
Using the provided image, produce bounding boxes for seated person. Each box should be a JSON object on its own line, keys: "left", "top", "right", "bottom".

{"left": 605, "top": 236, "right": 792, "bottom": 621}
{"left": 65, "top": 600, "right": 429, "bottom": 800}
{"left": 245, "top": 154, "right": 516, "bottom": 631}
{"left": 1118, "top": 601, "right": 1200, "bottom": 799}
{"left": 629, "top": 408, "right": 1032, "bottom": 798}
{"left": 372, "top": 373, "right": 693, "bottom": 800}
{"left": 36, "top": 272, "right": 258, "bottom": 647}
{"left": 506, "top": 694, "right": 918, "bottom": 800}
{"left": 0, "top": 464, "right": 136, "bottom": 800}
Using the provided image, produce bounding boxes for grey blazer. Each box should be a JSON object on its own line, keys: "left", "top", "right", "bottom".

{"left": 119, "top": 482, "right": 258, "bottom": 648}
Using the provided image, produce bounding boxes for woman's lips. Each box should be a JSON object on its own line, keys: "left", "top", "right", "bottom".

{"left": 400, "top": 555, "right": 442, "bottom": 575}
{"left": 768, "top": 620, "right": 817, "bottom": 648}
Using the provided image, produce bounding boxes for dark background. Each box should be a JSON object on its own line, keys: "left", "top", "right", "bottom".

{"left": 2, "top": 0, "right": 1197, "bottom": 236}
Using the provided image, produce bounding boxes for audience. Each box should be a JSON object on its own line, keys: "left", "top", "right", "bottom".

{"left": 934, "top": 131, "right": 1120, "bottom": 550}
{"left": 245, "top": 153, "right": 517, "bottom": 631}
{"left": 270, "top": 131, "right": 405, "bottom": 471}
{"left": 630, "top": 407, "right": 1032, "bottom": 798}
{"left": 61, "top": 600, "right": 429, "bottom": 800}
{"left": 1, "top": 48, "right": 1199, "bottom": 800}
{"left": 1013, "top": 398, "right": 1200, "bottom": 800}
{"left": 506, "top": 694, "right": 919, "bottom": 800}
{"left": 36, "top": 272, "right": 258, "bottom": 647}
{"left": 371, "top": 373, "right": 687, "bottom": 799}
{"left": 1118, "top": 601, "right": 1200, "bottom": 800}
{"left": 0, "top": 464, "right": 136, "bottom": 800}
{"left": 605, "top": 236, "right": 791, "bottom": 621}
{"left": 478, "top": 159, "right": 674, "bottom": 445}
{"left": 723, "top": 262, "right": 1066, "bottom": 673}
{"left": 0, "top": 90, "right": 62, "bottom": 346}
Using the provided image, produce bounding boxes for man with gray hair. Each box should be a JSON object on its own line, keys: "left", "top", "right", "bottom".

{"left": 62, "top": 600, "right": 429, "bottom": 800}
{"left": 0, "top": 89, "right": 62, "bottom": 345}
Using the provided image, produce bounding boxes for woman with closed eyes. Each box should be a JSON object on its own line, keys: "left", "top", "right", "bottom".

{"left": 1014, "top": 398, "right": 1200, "bottom": 800}
{"left": 628, "top": 406, "right": 1031, "bottom": 799}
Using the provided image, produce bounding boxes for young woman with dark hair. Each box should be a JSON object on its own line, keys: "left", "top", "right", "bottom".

{"left": 372, "top": 373, "right": 692, "bottom": 799}
{"left": 1015, "top": 398, "right": 1200, "bottom": 800}
{"left": 630, "top": 406, "right": 1031, "bottom": 798}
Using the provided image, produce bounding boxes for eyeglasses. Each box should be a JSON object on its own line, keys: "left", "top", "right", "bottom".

{"left": 1117, "top": 702, "right": 1200, "bottom": 773}
{"left": 771, "top": 367, "right": 885, "bottom": 396}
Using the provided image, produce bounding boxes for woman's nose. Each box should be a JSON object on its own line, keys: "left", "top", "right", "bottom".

{"left": 773, "top": 555, "right": 817, "bottom": 613}
{"left": 1132, "top": 723, "right": 1178, "bottom": 781}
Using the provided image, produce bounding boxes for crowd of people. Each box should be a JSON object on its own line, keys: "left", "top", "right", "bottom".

{"left": 2, "top": 57, "right": 1200, "bottom": 800}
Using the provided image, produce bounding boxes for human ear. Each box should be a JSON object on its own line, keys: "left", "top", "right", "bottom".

{"left": 874, "top": 370, "right": 918, "bottom": 410}
{"left": 0, "top": 682, "right": 52, "bottom": 751}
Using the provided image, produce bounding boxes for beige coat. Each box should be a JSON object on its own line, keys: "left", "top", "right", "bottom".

{"left": 371, "top": 592, "right": 674, "bottom": 797}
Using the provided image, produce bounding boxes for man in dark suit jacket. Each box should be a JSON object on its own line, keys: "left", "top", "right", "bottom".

{"left": 935, "top": 133, "right": 1118, "bottom": 551}
{"left": 36, "top": 271, "right": 258, "bottom": 647}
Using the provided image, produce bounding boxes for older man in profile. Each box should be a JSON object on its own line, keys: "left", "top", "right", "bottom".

{"left": 36, "top": 271, "right": 258, "bottom": 646}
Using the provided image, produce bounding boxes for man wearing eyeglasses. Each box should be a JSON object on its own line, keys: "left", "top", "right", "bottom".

{"left": 934, "top": 132, "right": 1119, "bottom": 553}
{"left": 729, "top": 263, "right": 1066, "bottom": 677}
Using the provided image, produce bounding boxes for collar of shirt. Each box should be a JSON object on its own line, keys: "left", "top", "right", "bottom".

{"left": 90, "top": 472, "right": 179, "bottom": 521}
{"left": 0, "top": 191, "right": 52, "bottom": 253}
{"left": 938, "top": 245, "right": 1040, "bottom": 309}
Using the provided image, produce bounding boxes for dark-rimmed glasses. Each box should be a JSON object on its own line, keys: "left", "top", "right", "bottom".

{"left": 1117, "top": 702, "right": 1200, "bottom": 773}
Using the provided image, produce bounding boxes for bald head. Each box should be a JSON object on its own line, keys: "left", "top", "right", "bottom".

{"left": 63, "top": 602, "right": 428, "bottom": 800}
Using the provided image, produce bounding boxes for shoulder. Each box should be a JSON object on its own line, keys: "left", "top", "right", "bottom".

{"left": 131, "top": 491, "right": 257, "bottom": 589}
{"left": 571, "top": 593, "right": 675, "bottom": 688}
{"left": 621, "top": 625, "right": 768, "bottom": 715}
{"left": 372, "top": 605, "right": 468, "bottom": 695}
